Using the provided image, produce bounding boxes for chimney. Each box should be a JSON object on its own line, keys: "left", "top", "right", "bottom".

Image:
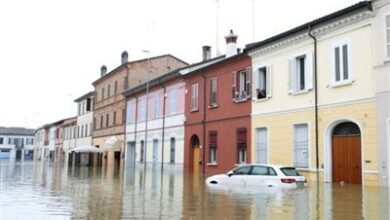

{"left": 100, "top": 65, "right": 107, "bottom": 76}
{"left": 225, "top": 29, "right": 238, "bottom": 57}
{"left": 202, "top": 46, "right": 211, "bottom": 61}
{"left": 121, "top": 50, "right": 128, "bottom": 64}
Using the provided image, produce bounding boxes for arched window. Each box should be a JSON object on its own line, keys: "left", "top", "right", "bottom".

{"left": 332, "top": 122, "right": 360, "bottom": 136}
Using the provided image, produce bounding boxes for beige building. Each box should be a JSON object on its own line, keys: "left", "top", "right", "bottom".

{"left": 246, "top": 0, "right": 390, "bottom": 186}
{"left": 92, "top": 51, "right": 188, "bottom": 167}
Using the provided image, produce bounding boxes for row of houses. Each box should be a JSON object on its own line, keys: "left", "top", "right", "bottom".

{"left": 0, "top": 127, "right": 35, "bottom": 160}
{"left": 34, "top": 0, "right": 390, "bottom": 186}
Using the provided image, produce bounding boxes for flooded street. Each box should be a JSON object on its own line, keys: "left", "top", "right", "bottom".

{"left": 1, "top": 161, "right": 389, "bottom": 220}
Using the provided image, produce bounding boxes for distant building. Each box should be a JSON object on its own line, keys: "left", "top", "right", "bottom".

{"left": 0, "top": 127, "right": 35, "bottom": 160}
{"left": 92, "top": 52, "right": 188, "bottom": 168}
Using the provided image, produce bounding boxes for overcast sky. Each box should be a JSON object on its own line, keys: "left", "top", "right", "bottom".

{"left": 0, "top": 0, "right": 359, "bottom": 129}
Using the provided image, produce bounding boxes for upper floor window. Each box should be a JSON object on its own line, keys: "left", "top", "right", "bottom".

{"left": 209, "top": 78, "right": 217, "bottom": 107}
{"left": 0, "top": 137, "right": 3, "bottom": 145}
{"left": 255, "top": 66, "right": 271, "bottom": 100}
{"left": 113, "top": 111, "right": 116, "bottom": 126}
{"left": 386, "top": 15, "right": 390, "bottom": 58}
{"left": 232, "top": 68, "right": 251, "bottom": 101}
{"left": 191, "top": 83, "right": 198, "bottom": 111}
{"left": 332, "top": 40, "right": 352, "bottom": 85}
{"left": 126, "top": 102, "right": 134, "bottom": 124}
{"left": 107, "top": 84, "right": 111, "bottom": 97}
{"left": 140, "top": 99, "right": 146, "bottom": 121}
{"left": 106, "top": 113, "right": 109, "bottom": 127}
{"left": 101, "top": 87, "right": 105, "bottom": 100}
{"left": 153, "top": 95, "right": 160, "bottom": 119}
{"left": 169, "top": 89, "right": 177, "bottom": 114}
{"left": 289, "top": 53, "right": 313, "bottom": 93}
{"left": 100, "top": 115, "right": 103, "bottom": 128}
{"left": 114, "top": 81, "right": 118, "bottom": 94}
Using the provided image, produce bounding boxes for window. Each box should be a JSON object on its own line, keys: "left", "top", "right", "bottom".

{"left": 255, "top": 128, "right": 268, "bottom": 164}
{"left": 191, "top": 83, "right": 198, "bottom": 111}
{"left": 86, "top": 98, "right": 92, "bottom": 111}
{"left": 124, "top": 75, "right": 129, "bottom": 90}
{"left": 122, "top": 109, "right": 126, "bottom": 124}
{"left": 210, "top": 78, "right": 217, "bottom": 106}
{"left": 94, "top": 117, "right": 97, "bottom": 130}
{"left": 89, "top": 123, "right": 93, "bottom": 136}
{"left": 0, "top": 137, "right": 3, "bottom": 144}
{"left": 153, "top": 95, "right": 160, "bottom": 119}
{"left": 233, "top": 166, "right": 251, "bottom": 175}
{"left": 232, "top": 68, "right": 251, "bottom": 101}
{"left": 78, "top": 103, "right": 81, "bottom": 115}
{"left": 82, "top": 102, "right": 85, "bottom": 114}
{"left": 127, "top": 102, "right": 134, "bottom": 124}
{"left": 106, "top": 113, "right": 109, "bottom": 127}
{"left": 101, "top": 87, "right": 105, "bottom": 100}
{"left": 169, "top": 89, "right": 177, "bottom": 114}
{"left": 107, "top": 84, "right": 111, "bottom": 97}
{"left": 293, "top": 124, "right": 309, "bottom": 168}
{"left": 140, "top": 99, "right": 146, "bottom": 121}
{"left": 84, "top": 124, "right": 88, "bottom": 137}
{"left": 251, "top": 166, "right": 276, "bottom": 175}
{"left": 332, "top": 40, "right": 351, "bottom": 84}
{"left": 140, "top": 140, "right": 144, "bottom": 162}
{"left": 289, "top": 53, "right": 313, "bottom": 93}
{"left": 114, "top": 81, "right": 118, "bottom": 94}
{"left": 113, "top": 111, "right": 116, "bottom": 126}
{"left": 255, "top": 66, "right": 271, "bottom": 99}
{"left": 236, "top": 128, "right": 247, "bottom": 164}
{"left": 386, "top": 15, "right": 390, "bottom": 58}
{"left": 170, "top": 138, "right": 175, "bottom": 163}
{"left": 81, "top": 125, "right": 84, "bottom": 138}
{"left": 208, "top": 131, "right": 217, "bottom": 164}
{"left": 100, "top": 115, "right": 103, "bottom": 128}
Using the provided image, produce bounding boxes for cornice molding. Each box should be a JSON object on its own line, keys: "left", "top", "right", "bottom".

{"left": 249, "top": 11, "right": 372, "bottom": 58}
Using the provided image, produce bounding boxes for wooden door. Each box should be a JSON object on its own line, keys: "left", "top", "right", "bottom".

{"left": 193, "top": 147, "right": 200, "bottom": 173}
{"left": 332, "top": 135, "right": 361, "bottom": 184}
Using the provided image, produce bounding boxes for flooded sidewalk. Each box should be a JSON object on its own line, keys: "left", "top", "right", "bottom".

{"left": 1, "top": 161, "right": 389, "bottom": 219}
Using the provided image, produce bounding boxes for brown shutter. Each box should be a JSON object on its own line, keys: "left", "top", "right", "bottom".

{"left": 232, "top": 71, "right": 237, "bottom": 100}
{"left": 246, "top": 67, "right": 252, "bottom": 97}
{"left": 237, "top": 128, "right": 247, "bottom": 147}
{"left": 209, "top": 131, "right": 217, "bottom": 148}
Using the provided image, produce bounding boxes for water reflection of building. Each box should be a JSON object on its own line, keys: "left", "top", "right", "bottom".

{"left": 0, "top": 127, "right": 35, "bottom": 160}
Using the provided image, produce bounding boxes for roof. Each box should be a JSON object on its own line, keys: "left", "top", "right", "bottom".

{"left": 35, "top": 116, "right": 77, "bottom": 132}
{"left": 92, "top": 54, "right": 188, "bottom": 86}
{"left": 0, "top": 127, "right": 35, "bottom": 136}
{"left": 122, "top": 56, "right": 226, "bottom": 97}
{"left": 74, "top": 91, "right": 95, "bottom": 102}
{"left": 244, "top": 1, "right": 372, "bottom": 52}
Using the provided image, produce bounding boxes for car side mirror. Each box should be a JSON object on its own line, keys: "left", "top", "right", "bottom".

{"left": 227, "top": 171, "right": 234, "bottom": 177}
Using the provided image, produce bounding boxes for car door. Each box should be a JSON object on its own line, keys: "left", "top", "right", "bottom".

{"left": 247, "top": 165, "right": 278, "bottom": 187}
{"left": 228, "top": 166, "right": 252, "bottom": 186}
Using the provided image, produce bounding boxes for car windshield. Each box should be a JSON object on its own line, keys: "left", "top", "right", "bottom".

{"left": 280, "top": 167, "right": 301, "bottom": 176}
{"left": 233, "top": 166, "right": 251, "bottom": 175}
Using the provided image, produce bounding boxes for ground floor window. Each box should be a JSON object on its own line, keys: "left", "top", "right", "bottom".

{"left": 209, "top": 131, "right": 217, "bottom": 164}
{"left": 237, "top": 128, "right": 247, "bottom": 164}
{"left": 140, "top": 140, "right": 144, "bottom": 162}
{"left": 170, "top": 138, "right": 175, "bottom": 163}
{"left": 255, "top": 127, "right": 268, "bottom": 164}
{"left": 293, "top": 124, "right": 309, "bottom": 168}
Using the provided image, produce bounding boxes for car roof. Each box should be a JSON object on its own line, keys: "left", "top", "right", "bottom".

{"left": 238, "top": 163, "right": 296, "bottom": 169}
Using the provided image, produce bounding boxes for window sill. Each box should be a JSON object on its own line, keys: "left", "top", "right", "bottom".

{"left": 234, "top": 163, "right": 246, "bottom": 167}
{"left": 208, "top": 104, "right": 218, "bottom": 109}
{"left": 288, "top": 89, "right": 311, "bottom": 96}
{"left": 207, "top": 163, "right": 218, "bottom": 166}
{"left": 329, "top": 79, "right": 354, "bottom": 88}
{"left": 234, "top": 98, "right": 250, "bottom": 103}
{"left": 190, "top": 108, "right": 199, "bottom": 113}
{"left": 252, "top": 96, "right": 271, "bottom": 103}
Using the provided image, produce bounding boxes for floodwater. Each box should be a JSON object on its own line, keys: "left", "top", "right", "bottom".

{"left": 1, "top": 161, "right": 389, "bottom": 220}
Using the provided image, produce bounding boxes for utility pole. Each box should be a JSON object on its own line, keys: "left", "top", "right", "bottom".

{"left": 143, "top": 50, "right": 150, "bottom": 170}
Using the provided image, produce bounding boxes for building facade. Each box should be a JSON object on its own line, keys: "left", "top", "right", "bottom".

{"left": 245, "top": 0, "right": 390, "bottom": 186}
{"left": 0, "top": 127, "right": 34, "bottom": 160}
{"left": 92, "top": 52, "right": 188, "bottom": 167}
{"left": 183, "top": 32, "right": 253, "bottom": 175}
{"left": 124, "top": 70, "right": 186, "bottom": 165}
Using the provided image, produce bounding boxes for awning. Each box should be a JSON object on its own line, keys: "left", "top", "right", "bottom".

{"left": 99, "top": 136, "right": 121, "bottom": 152}
{"left": 71, "top": 145, "right": 102, "bottom": 153}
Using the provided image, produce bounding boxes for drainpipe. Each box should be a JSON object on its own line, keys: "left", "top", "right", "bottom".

{"left": 159, "top": 80, "right": 166, "bottom": 172}
{"left": 133, "top": 95, "right": 138, "bottom": 165}
{"left": 308, "top": 26, "right": 319, "bottom": 178}
{"left": 201, "top": 72, "right": 207, "bottom": 175}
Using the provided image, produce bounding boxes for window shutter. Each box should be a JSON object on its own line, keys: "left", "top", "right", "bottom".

{"left": 209, "top": 79, "right": 213, "bottom": 106}
{"left": 305, "top": 52, "right": 314, "bottom": 90}
{"left": 232, "top": 71, "right": 237, "bottom": 100}
{"left": 246, "top": 67, "right": 252, "bottom": 98}
{"left": 288, "top": 59, "right": 293, "bottom": 93}
{"left": 266, "top": 65, "right": 272, "bottom": 98}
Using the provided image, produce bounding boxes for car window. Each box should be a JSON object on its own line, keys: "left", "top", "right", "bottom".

{"left": 280, "top": 167, "right": 301, "bottom": 176}
{"left": 233, "top": 166, "right": 251, "bottom": 175}
{"left": 251, "top": 166, "right": 277, "bottom": 176}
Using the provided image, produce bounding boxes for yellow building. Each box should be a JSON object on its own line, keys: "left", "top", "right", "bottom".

{"left": 246, "top": 0, "right": 390, "bottom": 186}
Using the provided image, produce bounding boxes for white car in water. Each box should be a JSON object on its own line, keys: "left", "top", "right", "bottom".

{"left": 205, "top": 164, "right": 307, "bottom": 189}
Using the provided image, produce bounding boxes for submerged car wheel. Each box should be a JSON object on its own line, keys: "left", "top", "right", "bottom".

{"left": 209, "top": 180, "right": 218, "bottom": 184}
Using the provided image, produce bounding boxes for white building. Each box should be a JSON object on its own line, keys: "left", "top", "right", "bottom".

{"left": 0, "top": 127, "right": 35, "bottom": 161}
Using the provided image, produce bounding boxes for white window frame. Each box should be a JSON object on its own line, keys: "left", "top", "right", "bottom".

{"left": 288, "top": 52, "right": 313, "bottom": 94}
{"left": 385, "top": 14, "right": 390, "bottom": 60}
{"left": 255, "top": 127, "right": 269, "bottom": 164}
{"left": 293, "top": 123, "right": 310, "bottom": 169}
{"left": 191, "top": 83, "right": 198, "bottom": 111}
{"left": 140, "top": 99, "right": 146, "bottom": 121}
{"left": 253, "top": 65, "right": 272, "bottom": 100}
{"left": 126, "top": 101, "right": 134, "bottom": 124}
{"left": 331, "top": 39, "right": 353, "bottom": 87}
{"left": 169, "top": 89, "right": 177, "bottom": 114}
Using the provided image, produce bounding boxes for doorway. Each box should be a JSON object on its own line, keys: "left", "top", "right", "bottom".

{"left": 332, "top": 122, "right": 362, "bottom": 184}
{"left": 191, "top": 135, "right": 200, "bottom": 173}
{"left": 126, "top": 142, "right": 136, "bottom": 166}
{"left": 152, "top": 139, "right": 159, "bottom": 163}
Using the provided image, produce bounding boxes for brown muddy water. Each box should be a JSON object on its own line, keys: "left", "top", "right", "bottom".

{"left": 1, "top": 161, "right": 389, "bottom": 220}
